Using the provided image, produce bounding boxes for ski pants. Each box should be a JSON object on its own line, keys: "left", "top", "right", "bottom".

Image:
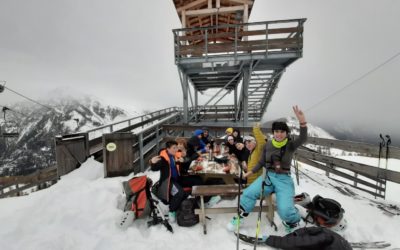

{"left": 240, "top": 171, "right": 300, "bottom": 224}
{"left": 169, "top": 180, "right": 187, "bottom": 212}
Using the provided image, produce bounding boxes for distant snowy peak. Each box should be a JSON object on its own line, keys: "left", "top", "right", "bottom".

{"left": 0, "top": 93, "right": 136, "bottom": 176}
{"left": 286, "top": 116, "right": 336, "bottom": 139}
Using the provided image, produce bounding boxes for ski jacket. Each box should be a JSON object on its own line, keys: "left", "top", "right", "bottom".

{"left": 246, "top": 126, "right": 267, "bottom": 184}
{"left": 265, "top": 227, "right": 352, "bottom": 250}
{"left": 150, "top": 149, "right": 180, "bottom": 202}
{"left": 187, "top": 135, "right": 203, "bottom": 158}
{"left": 233, "top": 129, "right": 244, "bottom": 143}
{"left": 251, "top": 126, "right": 307, "bottom": 174}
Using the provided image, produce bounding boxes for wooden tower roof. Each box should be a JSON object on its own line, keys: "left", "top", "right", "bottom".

{"left": 172, "top": 1, "right": 255, "bottom": 33}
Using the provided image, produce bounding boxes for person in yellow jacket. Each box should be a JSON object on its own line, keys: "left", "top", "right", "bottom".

{"left": 234, "top": 123, "right": 266, "bottom": 184}
{"left": 244, "top": 123, "right": 266, "bottom": 184}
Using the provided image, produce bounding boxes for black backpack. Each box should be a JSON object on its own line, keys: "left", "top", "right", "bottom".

{"left": 177, "top": 198, "right": 199, "bottom": 227}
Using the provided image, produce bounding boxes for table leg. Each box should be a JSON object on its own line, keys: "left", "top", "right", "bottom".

{"left": 200, "top": 195, "right": 207, "bottom": 234}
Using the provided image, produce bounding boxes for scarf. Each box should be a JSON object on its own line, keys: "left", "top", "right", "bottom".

{"left": 272, "top": 138, "right": 288, "bottom": 148}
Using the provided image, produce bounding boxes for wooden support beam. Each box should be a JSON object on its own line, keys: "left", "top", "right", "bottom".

{"left": 229, "top": 0, "right": 254, "bottom": 5}
{"left": 177, "top": 0, "right": 208, "bottom": 13}
{"left": 182, "top": 10, "right": 186, "bottom": 28}
{"left": 186, "top": 5, "right": 245, "bottom": 16}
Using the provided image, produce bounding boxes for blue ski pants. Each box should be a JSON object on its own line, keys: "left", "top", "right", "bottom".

{"left": 240, "top": 172, "right": 300, "bottom": 224}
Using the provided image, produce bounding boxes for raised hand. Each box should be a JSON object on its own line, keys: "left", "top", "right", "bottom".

{"left": 292, "top": 105, "right": 306, "bottom": 124}
{"left": 150, "top": 156, "right": 161, "bottom": 164}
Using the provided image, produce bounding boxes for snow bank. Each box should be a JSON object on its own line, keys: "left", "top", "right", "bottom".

{"left": 1, "top": 157, "right": 399, "bottom": 250}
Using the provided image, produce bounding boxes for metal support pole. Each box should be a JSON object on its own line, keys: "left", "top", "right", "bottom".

{"left": 156, "top": 125, "right": 160, "bottom": 153}
{"left": 195, "top": 89, "right": 199, "bottom": 122}
{"left": 234, "top": 86, "right": 238, "bottom": 121}
{"left": 242, "top": 67, "right": 250, "bottom": 126}
{"left": 183, "top": 73, "right": 189, "bottom": 124}
{"left": 139, "top": 133, "right": 144, "bottom": 172}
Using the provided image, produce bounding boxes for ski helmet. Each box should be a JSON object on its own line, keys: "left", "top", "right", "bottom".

{"left": 306, "top": 195, "right": 346, "bottom": 232}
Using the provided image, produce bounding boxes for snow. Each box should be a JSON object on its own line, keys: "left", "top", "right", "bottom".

{"left": 1, "top": 157, "right": 399, "bottom": 250}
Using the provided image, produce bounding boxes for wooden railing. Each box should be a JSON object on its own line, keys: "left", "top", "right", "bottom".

{"left": 173, "top": 19, "right": 306, "bottom": 63}
{"left": 55, "top": 109, "right": 183, "bottom": 178}
{"left": 0, "top": 166, "right": 58, "bottom": 198}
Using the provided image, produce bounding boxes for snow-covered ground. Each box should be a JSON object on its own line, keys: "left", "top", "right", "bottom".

{"left": 1, "top": 157, "right": 399, "bottom": 250}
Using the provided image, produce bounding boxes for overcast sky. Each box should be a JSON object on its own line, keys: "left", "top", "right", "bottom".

{"left": 1, "top": 0, "right": 399, "bottom": 144}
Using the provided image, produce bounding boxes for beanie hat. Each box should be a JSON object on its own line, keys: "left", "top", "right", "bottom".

{"left": 272, "top": 121, "right": 290, "bottom": 133}
{"left": 194, "top": 129, "right": 203, "bottom": 136}
{"left": 243, "top": 136, "right": 256, "bottom": 143}
{"left": 225, "top": 127, "right": 233, "bottom": 134}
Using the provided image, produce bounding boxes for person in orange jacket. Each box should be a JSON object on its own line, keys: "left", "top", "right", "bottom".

{"left": 150, "top": 140, "right": 186, "bottom": 222}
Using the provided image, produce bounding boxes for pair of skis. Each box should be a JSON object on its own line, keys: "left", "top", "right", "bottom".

{"left": 375, "top": 134, "right": 391, "bottom": 199}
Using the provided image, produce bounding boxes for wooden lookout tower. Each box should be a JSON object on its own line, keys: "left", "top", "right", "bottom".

{"left": 172, "top": 0, "right": 306, "bottom": 125}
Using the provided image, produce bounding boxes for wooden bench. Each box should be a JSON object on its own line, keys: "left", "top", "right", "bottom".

{"left": 192, "top": 185, "right": 275, "bottom": 234}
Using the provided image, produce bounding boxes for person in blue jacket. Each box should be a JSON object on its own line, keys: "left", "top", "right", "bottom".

{"left": 227, "top": 106, "right": 308, "bottom": 232}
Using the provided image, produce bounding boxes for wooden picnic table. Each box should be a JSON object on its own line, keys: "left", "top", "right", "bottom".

{"left": 187, "top": 154, "right": 242, "bottom": 185}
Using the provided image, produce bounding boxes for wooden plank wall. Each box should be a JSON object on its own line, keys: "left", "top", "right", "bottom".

{"left": 55, "top": 133, "right": 89, "bottom": 178}
{"left": 103, "top": 133, "right": 134, "bottom": 177}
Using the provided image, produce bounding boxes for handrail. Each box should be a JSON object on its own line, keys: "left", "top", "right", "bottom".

{"left": 172, "top": 18, "right": 307, "bottom": 33}
{"left": 173, "top": 19, "right": 306, "bottom": 63}
{"left": 85, "top": 107, "right": 182, "bottom": 140}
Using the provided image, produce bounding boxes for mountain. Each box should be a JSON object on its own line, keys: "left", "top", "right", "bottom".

{"left": 0, "top": 93, "right": 130, "bottom": 176}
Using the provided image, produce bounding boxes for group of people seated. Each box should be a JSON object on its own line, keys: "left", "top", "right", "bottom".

{"left": 148, "top": 105, "right": 308, "bottom": 234}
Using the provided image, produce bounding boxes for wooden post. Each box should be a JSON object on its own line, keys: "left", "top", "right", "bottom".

{"left": 103, "top": 132, "right": 134, "bottom": 177}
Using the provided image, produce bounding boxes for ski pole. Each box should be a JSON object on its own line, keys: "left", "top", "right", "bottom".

{"left": 253, "top": 171, "right": 268, "bottom": 250}
{"left": 375, "top": 134, "right": 385, "bottom": 199}
{"left": 236, "top": 161, "right": 244, "bottom": 250}
{"left": 383, "top": 135, "right": 391, "bottom": 199}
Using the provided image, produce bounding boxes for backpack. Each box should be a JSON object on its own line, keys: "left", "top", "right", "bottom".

{"left": 305, "top": 195, "right": 345, "bottom": 231}
{"left": 266, "top": 226, "right": 352, "bottom": 250}
{"left": 177, "top": 198, "right": 199, "bottom": 227}
{"left": 122, "top": 175, "right": 152, "bottom": 219}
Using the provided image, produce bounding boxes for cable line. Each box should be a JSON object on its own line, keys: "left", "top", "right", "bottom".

{"left": 305, "top": 50, "right": 400, "bottom": 112}
{"left": 3, "top": 86, "right": 54, "bottom": 111}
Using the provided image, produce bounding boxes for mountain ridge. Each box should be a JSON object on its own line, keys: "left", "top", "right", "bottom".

{"left": 0, "top": 94, "right": 131, "bottom": 176}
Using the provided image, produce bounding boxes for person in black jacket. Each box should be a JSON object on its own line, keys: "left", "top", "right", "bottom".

{"left": 150, "top": 141, "right": 186, "bottom": 223}
{"left": 264, "top": 227, "right": 352, "bottom": 250}
{"left": 232, "top": 129, "right": 243, "bottom": 143}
